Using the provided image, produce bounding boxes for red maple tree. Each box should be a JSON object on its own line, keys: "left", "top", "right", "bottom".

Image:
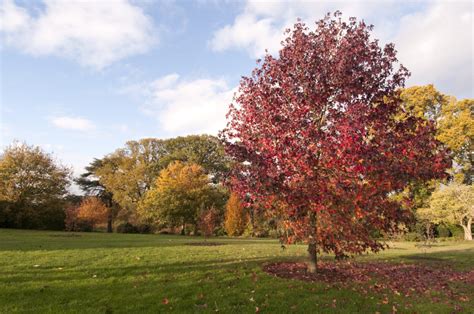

{"left": 221, "top": 12, "right": 450, "bottom": 272}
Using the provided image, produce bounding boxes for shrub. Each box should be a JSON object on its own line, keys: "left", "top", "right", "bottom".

{"left": 436, "top": 224, "right": 451, "bottom": 238}
{"left": 403, "top": 232, "right": 424, "bottom": 242}
{"left": 447, "top": 224, "right": 465, "bottom": 239}
{"left": 198, "top": 206, "right": 219, "bottom": 237}
{"left": 116, "top": 222, "right": 153, "bottom": 234}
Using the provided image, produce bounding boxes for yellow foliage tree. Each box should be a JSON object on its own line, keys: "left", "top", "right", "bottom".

{"left": 401, "top": 85, "right": 473, "bottom": 183}
{"left": 224, "top": 193, "right": 248, "bottom": 236}
{"left": 421, "top": 183, "right": 474, "bottom": 240}
{"left": 138, "top": 161, "right": 217, "bottom": 231}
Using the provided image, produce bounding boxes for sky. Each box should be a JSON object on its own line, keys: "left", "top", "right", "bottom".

{"left": 1, "top": 0, "right": 473, "bottom": 186}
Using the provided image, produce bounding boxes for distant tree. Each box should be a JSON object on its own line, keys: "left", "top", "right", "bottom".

{"left": 401, "top": 86, "right": 473, "bottom": 184}
{"left": 96, "top": 136, "right": 229, "bottom": 222}
{"left": 221, "top": 13, "right": 450, "bottom": 271}
{"left": 224, "top": 193, "right": 248, "bottom": 236}
{"left": 423, "top": 183, "right": 473, "bottom": 240}
{"left": 76, "top": 158, "right": 119, "bottom": 232}
{"left": 76, "top": 197, "right": 109, "bottom": 230}
{"left": 160, "top": 135, "right": 230, "bottom": 182}
{"left": 437, "top": 99, "right": 473, "bottom": 184}
{"left": 0, "top": 142, "right": 71, "bottom": 230}
{"left": 198, "top": 206, "right": 219, "bottom": 238}
{"left": 138, "top": 161, "right": 221, "bottom": 233}
{"left": 400, "top": 85, "right": 446, "bottom": 121}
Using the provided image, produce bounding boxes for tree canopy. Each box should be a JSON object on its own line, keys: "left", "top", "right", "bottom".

{"left": 419, "top": 183, "right": 473, "bottom": 240}
{"left": 138, "top": 161, "right": 224, "bottom": 230}
{"left": 94, "top": 135, "right": 229, "bottom": 220}
{"left": 0, "top": 143, "right": 71, "bottom": 230}
{"left": 221, "top": 13, "right": 450, "bottom": 271}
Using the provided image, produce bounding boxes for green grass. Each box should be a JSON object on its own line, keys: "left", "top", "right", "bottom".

{"left": 0, "top": 229, "right": 473, "bottom": 313}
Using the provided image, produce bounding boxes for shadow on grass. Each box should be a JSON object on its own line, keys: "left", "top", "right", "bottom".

{"left": 399, "top": 248, "right": 474, "bottom": 269}
{"left": 0, "top": 255, "right": 292, "bottom": 284}
{"left": 0, "top": 229, "right": 280, "bottom": 252}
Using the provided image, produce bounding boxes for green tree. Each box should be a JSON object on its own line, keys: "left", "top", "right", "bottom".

{"left": 0, "top": 142, "right": 71, "bottom": 230}
{"left": 160, "top": 135, "right": 230, "bottom": 182}
{"left": 138, "top": 161, "right": 221, "bottom": 233}
{"left": 422, "top": 183, "right": 474, "bottom": 240}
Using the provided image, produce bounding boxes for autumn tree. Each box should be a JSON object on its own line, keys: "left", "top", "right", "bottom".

{"left": 221, "top": 13, "right": 450, "bottom": 272}
{"left": 198, "top": 206, "right": 219, "bottom": 238}
{"left": 421, "top": 183, "right": 473, "bottom": 240}
{"left": 138, "top": 161, "right": 223, "bottom": 233}
{"left": 159, "top": 135, "right": 230, "bottom": 182}
{"left": 224, "top": 192, "right": 248, "bottom": 236}
{"left": 76, "top": 158, "right": 120, "bottom": 232}
{"left": 95, "top": 136, "right": 229, "bottom": 222}
{"left": 76, "top": 197, "right": 109, "bottom": 230}
{"left": 0, "top": 142, "right": 71, "bottom": 230}
{"left": 437, "top": 99, "right": 473, "bottom": 184}
{"left": 401, "top": 85, "right": 473, "bottom": 184}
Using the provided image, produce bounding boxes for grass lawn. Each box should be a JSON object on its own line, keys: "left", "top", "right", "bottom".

{"left": 0, "top": 229, "right": 473, "bottom": 313}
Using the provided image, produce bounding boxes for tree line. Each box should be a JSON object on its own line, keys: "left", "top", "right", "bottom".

{"left": 0, "top": 83, "right": 471, "bottom": 241}
{"left": 0, "top": 135, "right": 249, "bottom": 236}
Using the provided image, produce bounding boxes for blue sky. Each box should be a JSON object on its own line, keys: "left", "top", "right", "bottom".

{"left": 1, "top": 0, "right": 473, "bottom": 184}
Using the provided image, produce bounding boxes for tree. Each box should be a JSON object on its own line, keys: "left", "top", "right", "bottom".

{"left": 437, "top": 99, "right": 474, "bottom": 184}
{"left": 221, "top": 13, "right": 450, "bottom": 272}
{"left": 95, "top": 139, "right": 164, "bottom": 219}
{"left": 0, "top": 142, "right": 71, "bottom": 230}
{"left": 76, "top": 197, "right": 109, "bottom": 230}
{"left": 138, "top": 161, "right": 221, "bottom": 233}
{"left": 198, "top": 206, "right": 219, "bottom": 238}
{"left": 425, "top": 183, "right": 473, "bottom": 240}
{"left": 160, "top": 135, "right": 230, "bottom": 183}
{"left": 400, "top": 85, "right": 446, "bottom": 121}
{"left": 95, "top": 136, "right": 229, "bottom": 222}
{"left": 76, "top": 158, "right": 119, "bottom": 232}
{"left": 224, "top": 192, "right": 248, "bottom": 236}
{"left": 401, "top": 86, "right": 473, "bottom": 184}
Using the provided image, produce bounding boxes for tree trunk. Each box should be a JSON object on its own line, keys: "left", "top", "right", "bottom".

{"left": 307, "top": 210, "right": 318, "bottom": 273}
{"left": 107, "top": 212, "right": 113, "bottom": 233}
{"left": 462, "top": 219, "right": 472, "bottom": 240}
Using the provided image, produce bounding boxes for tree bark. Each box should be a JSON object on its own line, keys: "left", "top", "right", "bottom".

{"left": 307, "top": 210, "right": 318, "bottom": 273}
{"left": 462, "top": 218, "right": 472, "bottom": 240}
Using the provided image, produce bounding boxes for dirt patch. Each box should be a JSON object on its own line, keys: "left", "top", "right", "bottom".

{"left": 263, "top": 261, "right": 473, "bottom": 309}
{"left": 185, "top": 242, "right": 225, "bottom": 246}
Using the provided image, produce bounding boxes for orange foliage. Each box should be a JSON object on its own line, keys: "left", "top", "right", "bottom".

{"left": 224, "top": 193, "right": 248, "bottom": 236}
{"left": 77, "top": 197, "right": 108, "bottom": 228}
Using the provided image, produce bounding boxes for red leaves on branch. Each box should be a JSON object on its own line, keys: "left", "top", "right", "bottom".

{"left": 221, "top": 12, "right": 450, "bottom": 258}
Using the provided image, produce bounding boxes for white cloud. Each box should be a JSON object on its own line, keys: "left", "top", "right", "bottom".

{"left": 209, "top": 0, "right": 402, "bottom": 58}
{"left": 137, "top": 74, "right": 235, "bottom": 136}
{"left": 394, "top": 1, "right": 473, "bottom": 98}
{"left": 210, "top": 0, "right": 473, "bottom": 98}
{"left": 0, "top": 0, "right": 155, "bottom": 69}
{"left": 50, "top": 116, "right": 96, "bottom": 131}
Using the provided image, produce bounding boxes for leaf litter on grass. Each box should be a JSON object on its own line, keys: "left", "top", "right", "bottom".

{"left": 263, "top": 261, "right": 473, "bottom": 312}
